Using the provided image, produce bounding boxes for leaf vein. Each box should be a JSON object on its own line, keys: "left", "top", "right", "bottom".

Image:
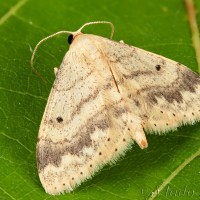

{"left": 95, "top": 185, "right": 131, "bottom": 200}
{"left": 0, "top": 87, "right": 46, "bottom": 100}
{"left": 0, "top": 131, "right": 33, "bottom": 153}
{"left": 0, "top": 186, "right": 16, "bottom": 200}
{"left": 185, "top": 0, "right": 200, "bottom": 72}
{"left": 148, "top": 148, "right": 200, "bottom": 200}
{"left": 0, "top": 0, "right": 28, "bottom": 25}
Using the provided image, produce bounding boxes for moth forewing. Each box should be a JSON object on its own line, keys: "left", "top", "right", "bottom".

{"left": 34, "top": 22, "right": 200, "bottom": 195}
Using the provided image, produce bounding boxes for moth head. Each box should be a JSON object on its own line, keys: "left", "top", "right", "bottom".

{"left": 67, "top": 21, "right": 114, "bottom": 45}
{"left": 67, "top": 32, "right": 83, "bottom": 45}
{"left": 30, "top": 21, "right": 114, "bottom": 69}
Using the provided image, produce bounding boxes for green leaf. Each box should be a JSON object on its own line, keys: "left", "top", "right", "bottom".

{"left": 0, "top": 0, "right": 200, "bottom": 199}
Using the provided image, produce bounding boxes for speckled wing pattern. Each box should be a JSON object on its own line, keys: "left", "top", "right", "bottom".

{"left": 102, "top": 36, "right": 200, "bottom": 133}
{"left": 37, "top": 34, "right": 200, "bottom": 195}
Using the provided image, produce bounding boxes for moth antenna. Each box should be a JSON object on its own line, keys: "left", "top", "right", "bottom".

{"left": 30, "top": 22, "right": 114, "bottom": 80}
{"left": 30, "top": 30, "right": 74, "bottom": 72}
{"left": 77, "top": 21, "right": 115, "bottom": 39}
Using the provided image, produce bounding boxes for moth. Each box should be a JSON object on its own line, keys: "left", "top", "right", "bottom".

{"left": 31, "top": 21, "right": 200, "bottom": 195}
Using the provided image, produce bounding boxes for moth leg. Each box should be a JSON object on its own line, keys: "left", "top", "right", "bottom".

{"left": 123, "top": 113, "right": 148, "bottom": 149}
{"left": 54, "top": 67, "right": 59, "bottom": 76}
{"left": 119, "top": 40, "right": 124, "bottom": 43}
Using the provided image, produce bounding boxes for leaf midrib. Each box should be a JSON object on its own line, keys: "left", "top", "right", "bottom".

{"left": 0, "top": 0, "right": 28, "bottom": 25}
